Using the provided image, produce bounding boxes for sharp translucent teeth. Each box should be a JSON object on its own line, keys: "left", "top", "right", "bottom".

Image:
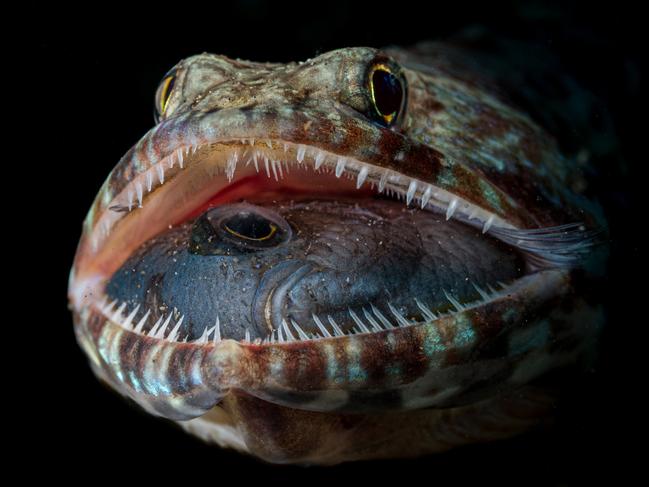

{"left": 291, "top": 319, "right": 311, "bottom": 340}
{"left": 281, "top": 319, "right": 296, "bottom": 341}
{"left": 371, "top": 304, "right": 394, "bottom": 329}
{"left": 314, "top": 151, "right": 325, "bottom": 170}
{"left": 406, "top": 180, "right": 417, "bottom": 206}
{"left": 157, "top": 163, "right": 165, "bottom": 184}
{"left": 154, "top": 314, "right": 174, "bottom": 339}
{"left": 296, "top": 145, "right": 306, "bottom": 162}
{"left": 335, "top": 157, "right": 346, "bottom": 178}
{"left": 127, "top": 190, "right": 134, "bottom": 211}
{"left": 122, "top": 304, "right": 141, "bottom": 330}
{"left": 327, "top": 315, "right": 345, "bottom": 336}
{"left": 362, "top": 308, "right": 384, "bottom": 332}
{"left": 148, "top": 316, "right": 164, "bottom": 337}
{"left": 263, "top": 156, "right": 271, "bottom": 178}
{"left": 252, "top": 152, "right": 259, "bottom": 172}
{"left": 378, "top": 171, "right": 388, "bottom": 193}
{"left": 444, "top": 290, "right": 465, "bottom": 312}
{"left": 348, "top": 309, "right": 370, "bottom": 333}
{"left": 277, "top": 323, "right": 285, "bottom": 342}
{"left": 482, "top": 215, "right": 495, "bottom": 233}
{"left": 388, "top": 303, "right": 411, "bottom": 327}
{"left": 146, "top": 172, "right": 153, "bottom": 192}
{"left": 167, "top": 315, "right": 184, "bottom": 342}
{"left": 270, "top": 159, "right": 279, "bottom": 181}
{"left": 356, "top": 166, "right": 369, "bottom": 189}
{"left": 134, "top": 309, "right": 151, "bottom": 333}
{"left": 415, "top": 298, "right": 437, "bottom": 322}
{"left": 244, "top": 329, "right": 251, "bottom": 343}
{"left": 226, "top": 152, "right": 238, "bottom": 182}
{"left": 177, "top": 148, "right": 184, "bottom": 168}
{"left": 265, "top": 139, "right": 273, "bottom": 149}
{"left": 168, "top": 152, "right": 175, "bottom": 169}
{"left": 312, "top": 314, "right": 332, "bottom": 337}
{"left": 446, "top": 197, "right": 458, "bottom": 220}
{"left": 213, "top": 316, "right": 222, "bottom": 343}
{"left": 472, "top": 283, "right": 491, "bottom": 300}
{"left": 421, "top": 185, "right": 432, "bottom": 209}
{"left": 135, "top": 182, "right": 143, "bottom": 207}
{"left": 112, "top": 302, "right": 127, "bottom": 322}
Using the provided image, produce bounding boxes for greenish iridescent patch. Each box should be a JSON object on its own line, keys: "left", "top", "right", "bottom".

{"left": 452, "top": 314, "right": 477, "bottom": 347}
{"left": 436, "top": 167, "right": 457, "bottom": 188}
{"left": 478, "top": 178, "right": 503, "bottom": 211}
{"left": 422, "top": 323, "right": 446, "bottom": 358}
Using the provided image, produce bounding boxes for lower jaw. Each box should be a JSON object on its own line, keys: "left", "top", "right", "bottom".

{"left": 176, "top": 386, "right": 557, "bottom": 465}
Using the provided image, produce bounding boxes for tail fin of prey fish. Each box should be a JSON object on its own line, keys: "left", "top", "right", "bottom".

{"left": 68, "top": 34, "right": 608, "bottom": 464}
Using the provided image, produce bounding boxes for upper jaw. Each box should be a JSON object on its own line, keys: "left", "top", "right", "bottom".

{"left": 78, "top": 105, "right": 528, "bottom": 243}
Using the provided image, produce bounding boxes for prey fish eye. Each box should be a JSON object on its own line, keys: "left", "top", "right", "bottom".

{"left": 69, "top": 42, "right": 607, "bottom": 465}
{"left": 190, "top": 203, "right": 291, "bottom": 254}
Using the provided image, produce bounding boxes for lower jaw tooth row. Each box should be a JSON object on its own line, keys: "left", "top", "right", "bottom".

{"left": 98, "top": 282, "right": 504, "bottom": 345}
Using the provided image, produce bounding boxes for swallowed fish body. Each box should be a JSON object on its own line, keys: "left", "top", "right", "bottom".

{"left": 68, "top": 39, "right": 607, "bottom": 464}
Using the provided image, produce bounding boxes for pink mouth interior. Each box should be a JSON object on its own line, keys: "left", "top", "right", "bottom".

{"left": 182, "top": 170, "right": 376, "bottom": 223}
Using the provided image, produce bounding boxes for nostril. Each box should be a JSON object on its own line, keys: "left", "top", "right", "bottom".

{"left": 191, "top": 203, "right": 292, "bottom": 254}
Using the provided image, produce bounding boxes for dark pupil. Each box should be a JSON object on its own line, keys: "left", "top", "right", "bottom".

{"left": 372, "top": 70, "right": 402, "bottom": 118}
{"left": 222, "top": 213, "right": 276, "bottom": 241}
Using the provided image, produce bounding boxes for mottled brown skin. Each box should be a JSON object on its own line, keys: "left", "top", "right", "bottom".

{"left": 69, "top": 43, "right": 606, "bottom": 464}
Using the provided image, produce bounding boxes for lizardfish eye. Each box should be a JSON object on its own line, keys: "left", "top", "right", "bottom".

{"left": 154, "top": 69, "right": 177, "bottom": 123}
{"left": 191, "top": 203, "right": 291, "bottom": 254}
{"left": 368, "top": 63, "right": 405, "bottom": 126}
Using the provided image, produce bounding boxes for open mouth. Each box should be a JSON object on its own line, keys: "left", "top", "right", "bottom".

{"left": 71, "top": 137, "right": 591, "bottom": 348}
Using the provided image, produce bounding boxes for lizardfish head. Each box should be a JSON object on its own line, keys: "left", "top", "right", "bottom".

{"left": 68, "top": 47, "right": 606, "bottom": 464}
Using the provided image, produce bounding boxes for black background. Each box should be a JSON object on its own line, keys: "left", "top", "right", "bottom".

{"left": 30, "top": 0, "right": 641, "bottom": 482}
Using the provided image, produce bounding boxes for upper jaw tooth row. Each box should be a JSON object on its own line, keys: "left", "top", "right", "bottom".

{"left": 97, "top": 282, "right": 506, "bottom": 346}
{"left": 91, "top": 139, "right": 509, "bottom": 251}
